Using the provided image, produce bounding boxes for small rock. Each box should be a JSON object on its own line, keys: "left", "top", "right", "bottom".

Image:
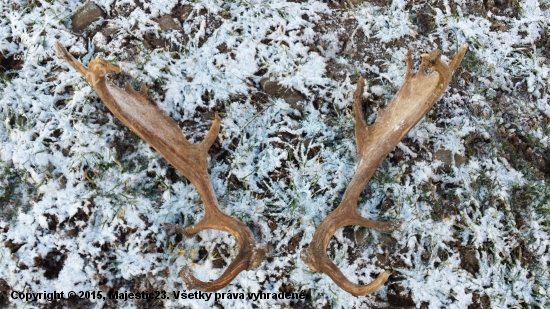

{"left": 260, "top": 78, "right": 305, "bottom": 111}
{"left": 387, "top": 283, "right": 416, "bottom": 307}
{"left": 283, "top": 91, "right": 306, "bottom": 111}
{"left": 354, "top": 228, "right": 367, "bottom": 246}
{"left": 176, "top": 4, "right": 194, "bottom": 22}
{"left": 379, "top": 235, "right": 397, "bottom": 253}
{"left": 158, "top": 15, "right": 181, "bottom": 31}
{"left": 454, "top": 152, "right": 466, "bottom": 166}
{"left": 99, "top": 284, "right": 110, "bottom": 294}
{"left": 101, "top": 22, "right": 118, "bottom": 38}
{"left": 261, "top": 78, "right": 286, "bottom": 97}
{"left": 435, "top": 149, "right": 452, "bottom": 167}
{"left": 434, "top": 148, "right": 466, "bottom": 171}
{"left": 143, "top": 33, "right": 164, "bottom": 49}
{"left": 143, "top": 15, "right": 181, "bottom": 49}
{"left": 114, "top": 0, "right": 136, "bottom": 17}
{"left": 71, "top": 1, "right": 106, "bottom": 32}
{"left": 459, "top": 246, "right": 479, "bottom": 275}
{"left": 92, "top": 32, "right": 108, "bottom": 53}
{"left": 416, "top": 5, "right": 435, "bottom": 34}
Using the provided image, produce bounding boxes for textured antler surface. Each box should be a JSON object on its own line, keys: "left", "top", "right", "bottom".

{"left": 55, "top": 42, "right": 265, "bottom": 291}
{"left": 301, "top": 46, "right": 467, "bottom": 295}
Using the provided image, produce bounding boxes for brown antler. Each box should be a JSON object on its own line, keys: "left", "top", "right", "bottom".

{"left": 301, "top": 46, "right": 467, "bottom": 295}
{"left": 55, "top": 42, "right": 265, "bottom": 291}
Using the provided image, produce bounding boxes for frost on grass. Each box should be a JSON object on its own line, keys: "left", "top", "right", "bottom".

{"left": 1, "top": 0, "right": 549, "bottom": 308}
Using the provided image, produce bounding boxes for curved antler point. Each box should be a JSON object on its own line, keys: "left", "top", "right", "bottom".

{"left": 140, "top": 82, "right": 148, "bottom": 95}
{"left": 248, "top": 246, "right": 267, "bottom": 269}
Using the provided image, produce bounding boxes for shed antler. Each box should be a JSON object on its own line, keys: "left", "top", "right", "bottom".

{"left": 301, "top": 46, "right": 467, "bottom": 295}
{"left": 55, "top": 42, "right": 265, "bottom": 291}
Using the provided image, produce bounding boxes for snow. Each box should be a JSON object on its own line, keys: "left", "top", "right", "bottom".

{"left": 0, "top": 0, "right": 549, "bottom": 308}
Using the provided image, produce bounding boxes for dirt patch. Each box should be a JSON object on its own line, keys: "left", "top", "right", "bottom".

{"left": 0, "top": 278, "right": 9, "bottom": 308}
{"left": 34, "top": 250, "right": 67, "bottom": 279}
{"left": 286, "top": 231, "right": 304, "bottom": 254}
{"left": 175, "top": 4, "right": 194, "bottom": 22}
{"left": 373, "top": 234, "right": 397, "bottom": 268}
{"left": 459, "top": 246, "right": 479, "bottom": 276}
{"left": 71, "top": 1, "right": 106, "bottom": 32}
{"left": 211, "top": 245, "right": 230, "bottom": 269}
{"left": 469, "top": 292, "right": 491, "bottom": 309}
{"left": 110, "top": 129, "right": 137, "bottom": 160}
{"left": 0, "top": 52, "right": 22, "bottom": 69}
{"left": 498, "top": 129, "right": 550, "bottom": 178}
{"left": 260, "top": 78, "right": 306, "bottom": 111}
{"left": 387, "top": 283, "right": 416, "bottom": 307}
{"left": 3, "top": 239, "right": 24, "bottom": 254}
{"left": 311, "top": 11, "right": 393, "bottom": 85}
{"left": 484, "top": 0, "right": 520, "bottom": 17}
{"left": 413, "top": 4, "right": 436, "bottom": 35}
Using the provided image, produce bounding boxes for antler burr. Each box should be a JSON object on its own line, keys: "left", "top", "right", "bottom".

{"left": 301, "top": 46, "right": 467, "bottom": 295}
{"left": 55, "top": 42, "right": 265, "bottom": 291}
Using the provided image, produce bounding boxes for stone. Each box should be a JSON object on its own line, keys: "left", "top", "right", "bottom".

{"left": 434, "top": 148, "right": 466, "bottom": 171}
{"left": 92, "top": 32, "right": 108, "bottom": 53}
{"left": 260, "top": 78, "right": 285, "bottom": 97}
{"left": 175, "top": 4, "right": 194, "bottom": 22}
{"left": 416, "top": 5, "right": 436, "bottom": 34}
{"left": 101, "top": 22, "right": 118, "bottom": 38}
{"left": 114, "top": 0, "right": 136, "bottom": 17}
{"left": 158, "top": 15, "right": 181, "bottom": 31}
{"left": 283, "top": 91, "right": 306, "bottom": 111}
{"left": 454, "top": 152, "right": 466, "bottom": 166}
{"left": 143, "top": 16, "right": 182, "bottom": 49}
{"left": 260, "top": 78, "right": 305, "bottom": 111}
{"left": 71, "top": 1, "right": 106, "bottom": 32}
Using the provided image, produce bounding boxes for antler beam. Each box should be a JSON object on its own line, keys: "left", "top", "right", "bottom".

{"left": 55, "top": 42, "right": 265, "bottom": 291}
{"left": 301, "top": 46, "right": 467, "bottom": 295}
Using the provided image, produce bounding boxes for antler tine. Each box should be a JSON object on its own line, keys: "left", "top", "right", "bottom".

{"left": 301, "top": 45, "right": 467, "bottom": 296}
{"left": 55, "top": 42, "right": 265, "bottom": 291}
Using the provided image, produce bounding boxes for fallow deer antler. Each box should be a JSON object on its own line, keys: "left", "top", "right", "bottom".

{"left": 55, "top": 42, "right": 265, "bottom": 291}
{"left": 301, "top": 46, "right": 467, "bottom": 295}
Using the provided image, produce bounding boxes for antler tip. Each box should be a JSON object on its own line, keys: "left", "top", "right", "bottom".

{"left": 140, "top": 82, "right": 148, "bottom": 95}
{"left": 54, "top": 41, "right": 70, "bottom": 61}
{"left": 449, "top": 44, "right": 468, "bottom": 72}
{"left": 351, "top": 270, "right": 391, "bottom": 296}
{"left": 248, "top": 246, "right": 267, "bottom": 269}
{"left": 379, "top": 270, "right": 391, "bottom": 282}
{"left": 163, "top": 222, "right": 189, "bottom": 235}
{"left": 405, "top": 49, "right": 414, "bottom": 75}
{"left": 454, "top": 45, "right": 468, "bottom": 59}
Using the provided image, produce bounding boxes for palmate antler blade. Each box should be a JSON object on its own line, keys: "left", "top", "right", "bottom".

{"left": 55, "top": 42, "right": 265, "bottom": 291}
{"left": 301, "top": 46, "right": 467, "bottom": 296}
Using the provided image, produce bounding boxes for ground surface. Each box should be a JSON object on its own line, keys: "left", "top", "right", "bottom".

{"left": 0, "top": 0, "right": 549, "bottom": 308}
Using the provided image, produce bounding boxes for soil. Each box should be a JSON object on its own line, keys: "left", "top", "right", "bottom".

{"left": 2, "top": 0, "right": 547, "bottom": 308}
